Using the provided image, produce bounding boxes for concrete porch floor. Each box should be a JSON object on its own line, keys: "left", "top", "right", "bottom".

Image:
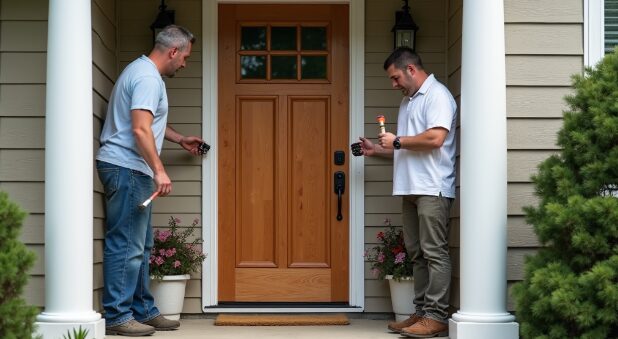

{"left": 105, "top": 318, "right": 449, "bottom": 338}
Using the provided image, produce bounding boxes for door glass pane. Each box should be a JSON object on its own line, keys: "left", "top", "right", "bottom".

{"left": 271, "top": 27, "right": 297, "bottom": 50}
{"left": 301, "top": 27, "right": 327, "bottom": 50}
{"left": 241, "top": 27, "right": 266, "bottom": 50}
{"left": 240, "top": 55, "right": 266, "bottom": 79}
{"left": 271, "top": 56, "right": 297, "bottom": 79}
{"left": 301, "top": 56, "right": 327, "bottom": 79}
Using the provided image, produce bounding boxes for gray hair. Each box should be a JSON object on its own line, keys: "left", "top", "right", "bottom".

{"left": 154, "top": 25, "right": 196, "bottom": 51}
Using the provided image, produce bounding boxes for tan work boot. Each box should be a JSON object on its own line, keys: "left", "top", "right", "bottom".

{"left": 106, "top": 319, "right": 155, "bottom": 336}
{"left": 387, "top": 313, "right": 423, "bottom": 333}
{"left": 141, "top": 315, "right": 180, "bottom": 331}
{"left": 401, "top": 317, "right": 448, "bottom": 338}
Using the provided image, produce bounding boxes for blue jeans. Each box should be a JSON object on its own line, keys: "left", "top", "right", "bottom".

{"left": 96, "top": 161, "right": 160, "bottom": 327}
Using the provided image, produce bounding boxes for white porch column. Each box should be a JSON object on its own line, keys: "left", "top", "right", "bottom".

{"left": 449, "top": 0, "right": 519, "bottom": 338}
{"left": 36, "top": 0, "right": 105, "bottom": 338}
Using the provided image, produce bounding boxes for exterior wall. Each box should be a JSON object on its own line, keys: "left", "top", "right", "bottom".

{"left": 363, "top": 0, "right": 448, "bottom": 313}
{"left": 0, "top": 0, "right": 48, "bottom": 309}
{"left": 116, "top": 0, "right": 204, "bottom": 314}
{"left": 502, "top": 0, "right": 582, "bottom": 309}
{"left": 0, "top": 0, "right": 117, "bottom": 311}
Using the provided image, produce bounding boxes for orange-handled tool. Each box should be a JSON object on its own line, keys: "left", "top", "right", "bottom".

{"left": 376, "top": 115, "right": 386, "bottom": 134}
{"left": 139, "top": 191, "right": 159, "bottom": 209}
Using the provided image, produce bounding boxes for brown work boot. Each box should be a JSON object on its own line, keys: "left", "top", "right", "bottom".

{"left": 401, "top": 317, "right": 448, "bottom": 338}
{"left": 141, "top": 315, "right": 180, "bottom": 331}
{"left": 387, "top": 313, "right": 423, "bottom": 333}
{"left": 106, "top": 319, "right": 155, "bottom": 336}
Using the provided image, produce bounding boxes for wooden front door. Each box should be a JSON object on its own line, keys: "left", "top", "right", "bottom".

{"left": 218, "top": 4, "right": 349, "bottom": 303}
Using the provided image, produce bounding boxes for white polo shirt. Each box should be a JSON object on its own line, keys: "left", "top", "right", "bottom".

{"left": 392, "top": 74, "right": 457, "bottom": 198}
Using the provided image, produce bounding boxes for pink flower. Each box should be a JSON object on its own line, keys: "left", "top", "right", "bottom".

{"left": 157, "top": 230, "right": 171, "bottom": 242}
{"left": 371, "top": 268, "right": 381, "bottom": 278}
{"left": 149, "top": 256, "right": 154, "bottom": 264}
{"left": 155, "top": 256, "right": 165, "bottom": 266}
{"left": 159, "top": 249, "right": 166, "bottom": 256}
{"left": 165, "top": 248, "right": 176, "bottom": 257}
{"left": 173, "top": 260, "right": 181, "bottom": 268}
{"left": 377, "top": 252, "right": 385, "bottom": 263}
{"left": 174, "top": 217, "right": 181, "bottom": 224}
{"left": 193, "top": 218, "right": 200, "bottom": 225}
{"left": 394, "top": 252, "right": 406, "bottom": 264}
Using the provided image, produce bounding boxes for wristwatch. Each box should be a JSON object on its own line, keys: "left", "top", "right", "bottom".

{"left": 393, "top": 137, "right": 401, "bottom": 150}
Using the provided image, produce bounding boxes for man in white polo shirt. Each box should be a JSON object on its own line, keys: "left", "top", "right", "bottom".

{"left": 358, "top": 47, "right": 456, "bottom": 338}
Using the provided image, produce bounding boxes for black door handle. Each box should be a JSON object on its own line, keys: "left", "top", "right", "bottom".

{"left": 334, "top": 171, "right": 345, "bottom": 221}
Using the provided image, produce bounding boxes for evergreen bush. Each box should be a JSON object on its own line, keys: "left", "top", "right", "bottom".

{"left": 0, "top": 191, "right": 38, "bottom": 339}
{"left": 513, "top": 50, "right": 618, "bottom": 338}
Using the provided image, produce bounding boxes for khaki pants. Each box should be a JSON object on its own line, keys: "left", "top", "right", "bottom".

{"left": 402, "top": 194, "right": 453, "bottom": 323}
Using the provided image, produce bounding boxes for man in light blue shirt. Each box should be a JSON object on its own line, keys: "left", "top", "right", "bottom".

{"left": 96, "top": 25, "right": 204, "bottom": 336}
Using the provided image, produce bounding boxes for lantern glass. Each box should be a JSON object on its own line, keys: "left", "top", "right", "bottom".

{"left": 396, "top": 30, "right": 414, "bottom": 49}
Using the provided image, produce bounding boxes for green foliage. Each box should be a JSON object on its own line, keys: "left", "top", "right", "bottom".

{"left": 513, "top": 49, "right": 618, "bottom": 338}
{"left": 62, "top": 326, "right": 89, "bottom": 339}
{"left": 150, "top": 216, "right": 207, "bottom": 279}
{"left": 364, "top": 218, "right": 413, "bottom": 281}
{"left": 0, "top": 191, "right": 39, "bottom": 339}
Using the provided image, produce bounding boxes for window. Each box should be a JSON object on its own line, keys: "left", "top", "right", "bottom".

{"left": 585, "top": 0, "right": 618, "bottom": 66}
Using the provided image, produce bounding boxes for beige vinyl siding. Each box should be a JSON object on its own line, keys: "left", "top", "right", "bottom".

{"left": 446, "top": 0, "right": 462, "bottom": 311}
{"left": 364, "top": 0, "right": 448, "bottom": 313}
{"left": 503, "top": 0, "right": 582, "bottom": 310}
{"left": 0, "top": 0, "right": 48, "bottom": 308}
{"left": 117, "top": 0, "right": 203, "bottom": 314}
{"left": 93, "top": 0, "right": 117, "bottom": 312}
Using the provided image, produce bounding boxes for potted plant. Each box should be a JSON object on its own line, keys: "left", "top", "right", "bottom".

{"left": 365, "top": 218, "right": 414, "bottom": 321}
{"left": 149, "top": 216, "right": 207, "bottom": 320}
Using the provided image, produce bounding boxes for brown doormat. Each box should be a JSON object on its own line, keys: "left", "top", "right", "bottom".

{"left": 214, "top": 314, "right": 350, "bottom": 326}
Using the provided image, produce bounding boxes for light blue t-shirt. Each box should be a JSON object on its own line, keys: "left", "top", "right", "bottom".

{"left": 96, "top": 55, "right": 168, "bottom": 177}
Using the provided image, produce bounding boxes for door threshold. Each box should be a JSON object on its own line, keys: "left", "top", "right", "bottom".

{"left": 203, "top": 302, "right": 363, "bottom": 313}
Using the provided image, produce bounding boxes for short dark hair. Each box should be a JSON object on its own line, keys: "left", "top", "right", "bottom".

{"left": 383, "top": 47, "right": 424, "bottom": 71}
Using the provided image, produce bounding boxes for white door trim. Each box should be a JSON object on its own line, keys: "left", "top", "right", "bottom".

{"left": 201, "top": 0, "right": 365, "bottom": 312}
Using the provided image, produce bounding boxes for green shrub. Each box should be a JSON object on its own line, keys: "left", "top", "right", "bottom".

{"left": 0, "top": 191, "right": 38, "bottom": 339}
{"left": 512, "top": 50, "right": 618, "bottom": 338}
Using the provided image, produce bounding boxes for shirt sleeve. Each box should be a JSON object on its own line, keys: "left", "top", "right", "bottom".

{"left": 130, "top": 76, "right": 161, "bottom": 116}
{"left": 425, "top": 87, "right": 455, "bottom": 131}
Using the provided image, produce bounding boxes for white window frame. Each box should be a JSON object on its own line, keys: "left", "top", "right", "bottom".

{"left": 585, "top": 0, "right": 605, "bottom": 67}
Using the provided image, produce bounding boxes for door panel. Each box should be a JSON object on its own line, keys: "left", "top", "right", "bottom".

{"left": 218, "top": 3, "right": 349, "bottom": 303}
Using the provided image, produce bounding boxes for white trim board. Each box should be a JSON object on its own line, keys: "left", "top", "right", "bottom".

{"left": 584, "top": 0, "right": 604, "bottom": 67}
{"left": 201, "top": 0, "right": 365, "bottom": 312}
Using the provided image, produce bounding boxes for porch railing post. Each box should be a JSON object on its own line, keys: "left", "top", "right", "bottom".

{"left": 449, "top": 0, "right": 519, "bottom": 338}
{"left": 35, "top": 0, "right": 105, "bottom": 337}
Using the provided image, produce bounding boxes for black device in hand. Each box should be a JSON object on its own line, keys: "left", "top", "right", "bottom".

{"left": 198, "top": 142, "right": 211, "bottom": 155}
{"left": 350, "top": 142, "right": 363, "bottom": 156}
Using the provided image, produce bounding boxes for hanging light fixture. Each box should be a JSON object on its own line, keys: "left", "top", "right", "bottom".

{"left": 392, "top": 0, "right": 419, "bottom": 50}
{"left": 150, "top": 0, "right": 175, "bottom": 45}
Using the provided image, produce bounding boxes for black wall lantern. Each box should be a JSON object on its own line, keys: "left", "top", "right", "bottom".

{"left": 150, "top": 0, "right": 175, "bottom": 45}
{"left": 392, "top": 0, "right": 419, "bottom": 50}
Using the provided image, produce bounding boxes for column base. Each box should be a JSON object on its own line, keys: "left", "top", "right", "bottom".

{"left": 35, "top": 318, "right": 105, "bottom": 339}
{"left": 449, "top": 318, "right": 518, "bottom": 339}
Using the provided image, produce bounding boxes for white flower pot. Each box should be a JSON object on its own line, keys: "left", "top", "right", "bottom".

{"left": 385, "top": 275, "right": 415, "bottom": 322}
{"left": 150, "top": 274, "right": 190, "bottom": 321}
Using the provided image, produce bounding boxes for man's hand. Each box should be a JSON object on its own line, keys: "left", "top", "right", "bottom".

{"left": 378, "top": 132, "right": 397, "bottom": 150}
{"left": 179, "top": 136, "right": 204, "bottom": 156}
{"left": 154, "top": 170, "right": 172, "bottom": 196}
{"left": 359, "top": 137, "right": 376, "bottom": 156}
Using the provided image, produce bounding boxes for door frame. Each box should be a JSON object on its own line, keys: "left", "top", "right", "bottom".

{"left": 201, "top": 0, "right": 365, "bottom": 312}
